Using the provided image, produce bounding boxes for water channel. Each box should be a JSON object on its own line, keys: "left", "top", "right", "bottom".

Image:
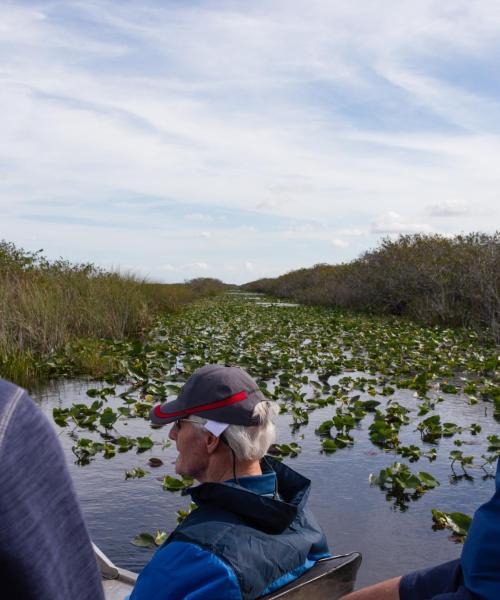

{"left": 34, "top": 372, "right": 498, "bottom": 589}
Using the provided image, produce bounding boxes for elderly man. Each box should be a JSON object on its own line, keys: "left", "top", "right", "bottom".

{"left": 129, "top": 364, "right": 329, "bottom": 600}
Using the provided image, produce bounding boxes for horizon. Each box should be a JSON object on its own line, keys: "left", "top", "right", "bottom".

{"left": 1, "top": 1, "right": 499, "bottom": 284}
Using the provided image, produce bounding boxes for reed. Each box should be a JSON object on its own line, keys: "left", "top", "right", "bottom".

{"left": 0, "top": 240, "right": 226, "bottom": 385}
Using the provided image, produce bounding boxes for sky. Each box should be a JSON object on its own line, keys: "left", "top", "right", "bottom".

{"left": 1, "top": 1, "right": 499, "bottom": 284}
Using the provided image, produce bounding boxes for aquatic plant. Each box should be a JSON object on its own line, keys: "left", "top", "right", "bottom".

{"left": 370, "top": 463, "right": 439, "bottom": 510}
{"left": 268, "top": 442, "right": 302, "bottom": 459}
{"left": 161, "top": 475, "right": 194, "bottom": 492}
{"left": 49, "top": 292, "right": 498, "bottom": 544}
{"left": 132, "top": 530, "right": 168, "bottom": 548}
{"left": 125, "top": 467, "right": 148, "bottom": 480}
{"left": 449, "top": 450, "right": 474, "bottom": 475}
{"left": 431, "top": 509, "right": 471, "bottom": 542}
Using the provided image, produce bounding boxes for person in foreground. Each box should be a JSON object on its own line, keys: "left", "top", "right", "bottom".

{"left": 343, "top": 454, "right": 500, "bottom": 600}
{"left": 0, "top": 378, "right": 104, "bottom": 600}
{"left": 129, "top": 364, "right": 330, "bottom": 600}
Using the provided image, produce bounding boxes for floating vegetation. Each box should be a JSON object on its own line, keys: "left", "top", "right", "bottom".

{"left": 161, "top": 475, "right": 194, "bottom": 492}
{"left": 369, "top": 463, "right": 440, "bottom": 511}
{"left": 431, "top": 509, "right": 472, "bottom": 543}
{"left": 268, "top": 443, "right": 302, "bottom": 459}
{"left": 487, "top": 435, "right": 500, "bottom": 452}
{"left": 125, "top": 467, "right": 148, "bottom": 480}
{"left": 176, "top": 503, "right": 198, "bottom": 524}
{"left": 416, "top": 415, "right": 463, "bottom": 442}
{"left": 132, "top": 530, "right": 168, "bottom": 549}
{"left": 398, "top": 445, "right": 437, "bottom": 463}
{"left": 449, "top": 450, "right": 474, "bottom": 476}
{"left": 51, "top": 293, "right": 499, "bottom": 541}
{"left": 132, "top": 504, "right": 198, "bottom": 547}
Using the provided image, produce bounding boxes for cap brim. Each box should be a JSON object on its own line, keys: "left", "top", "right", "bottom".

{"left": 149, "top": 398, "right": 186, "bottom": 425}
{"left": 149, "top": 387, "right": 266, "bottom": 426}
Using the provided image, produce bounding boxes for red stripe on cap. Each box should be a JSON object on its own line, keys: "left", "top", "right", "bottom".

{"left": 154, "top": 390, "right": 247, "bottom": 420}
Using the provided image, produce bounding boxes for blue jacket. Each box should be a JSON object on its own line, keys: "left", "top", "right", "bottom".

{"left": 461, "top": 454, "right": 500, "bottom": 600}
{"left": 400, "top": 456, "right": 500, "bottom": 600}
{"left": 129, "top": 458, "right": 329, "bottom": 600}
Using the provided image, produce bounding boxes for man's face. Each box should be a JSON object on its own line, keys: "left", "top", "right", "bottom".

{"left": 169, "top": 419, "right": 209, "bottom": 480}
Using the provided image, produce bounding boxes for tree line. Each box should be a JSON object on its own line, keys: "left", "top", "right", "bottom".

{"left": 243, "top": 233, "right": 500, "bottom": 341}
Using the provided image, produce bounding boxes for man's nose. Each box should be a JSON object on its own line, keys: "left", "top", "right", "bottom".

{"left": 169, "top": 425, "right": 177, "bottom": 441}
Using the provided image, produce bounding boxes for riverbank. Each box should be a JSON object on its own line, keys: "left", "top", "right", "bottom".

{"left": 243, "top": 233, "right": 500, "bottom": 342}
{"left": 0, "top": 240, "right": 227, "bottom": 386}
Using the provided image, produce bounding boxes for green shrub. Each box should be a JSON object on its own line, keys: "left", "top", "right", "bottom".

{"left": 244, "top": 233, "right": 500, "bottom": 340}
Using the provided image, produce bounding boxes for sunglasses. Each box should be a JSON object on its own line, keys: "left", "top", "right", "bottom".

{"left": 173, "top": 417, "right": 205, "bottom": 430}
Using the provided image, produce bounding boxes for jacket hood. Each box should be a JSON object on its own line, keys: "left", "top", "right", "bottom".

{"left": 184, "top": 457, "right": 311, "bottom": 534}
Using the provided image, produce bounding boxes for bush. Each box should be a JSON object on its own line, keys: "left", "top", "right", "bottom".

{"left": 244, "top": 233, "right": 500, "bottom": 340}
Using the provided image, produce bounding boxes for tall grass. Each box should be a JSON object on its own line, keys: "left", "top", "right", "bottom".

{"left": 0, "top": 240, "right": 226, "bottom": 384}
{"left": 244, "top": 233, "right": 500, "bottom": 341}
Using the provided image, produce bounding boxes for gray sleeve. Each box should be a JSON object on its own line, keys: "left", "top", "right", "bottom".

{"left": 0, "top": 379, "right": 105, "bottom": 600}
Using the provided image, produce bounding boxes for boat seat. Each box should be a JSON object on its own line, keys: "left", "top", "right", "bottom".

{"left": 95, "top": 543, "right": 361, "bottom": 600}
{"left": 261, "top": 552, "right": 362, "bottom": 600}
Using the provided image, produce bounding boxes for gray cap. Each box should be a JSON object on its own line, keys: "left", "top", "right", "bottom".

{"left": 150, "top": 364, "right": 266, "bottom": 426}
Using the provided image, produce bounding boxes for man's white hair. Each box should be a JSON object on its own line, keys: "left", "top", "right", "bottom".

{"left": 188, "top": 401, "right": 278, "bottom": 461}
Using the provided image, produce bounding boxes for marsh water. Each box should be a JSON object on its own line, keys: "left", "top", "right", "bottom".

{"left": 35, "top": 375, "right": 497, "bottom": 589}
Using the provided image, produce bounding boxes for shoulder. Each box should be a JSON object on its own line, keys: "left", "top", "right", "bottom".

{"left": 461, "top": 458, "right": 500, "bottom": 598}
{"left": 131, "top": 540, "right": 242, "bottom": 600}
{"left": 0, "top": 380, "right": 54, "bottom": 456}
{"left": 0, "top": 379, "right": 29, "bottom": 453}
{"left": 0, "top": 378, "right": 26, "bottom": 415}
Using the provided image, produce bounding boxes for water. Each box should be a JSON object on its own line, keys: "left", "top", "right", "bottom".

{"left": 34, "top": 379, "right": 498, "bottom": 589}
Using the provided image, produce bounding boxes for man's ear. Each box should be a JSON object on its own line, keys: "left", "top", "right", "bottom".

{"left": 205, "top": 432, "right": 220, "bottom": 455}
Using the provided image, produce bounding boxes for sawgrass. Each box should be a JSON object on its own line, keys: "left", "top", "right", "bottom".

{"left": 0, "top": 240, "right": 226, "bottom": 385}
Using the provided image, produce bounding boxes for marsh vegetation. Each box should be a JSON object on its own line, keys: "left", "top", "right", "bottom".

{"left": 244, "top": 233, "right": 500, "bottom": 341}
{"left": 0, "top": 240, "right": 226, "bottom": 385}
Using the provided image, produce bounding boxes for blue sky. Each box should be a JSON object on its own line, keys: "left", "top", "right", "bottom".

{"left": 1, "top": 1, "right": 499, "bottom": 283}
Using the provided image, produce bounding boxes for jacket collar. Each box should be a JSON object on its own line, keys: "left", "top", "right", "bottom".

{"left": 184, "top": 457, "right": 311, "bottom": 534}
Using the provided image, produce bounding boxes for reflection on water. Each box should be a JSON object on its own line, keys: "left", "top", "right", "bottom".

{"left": 34, "top": 379, "right": 497, "bottom": 588}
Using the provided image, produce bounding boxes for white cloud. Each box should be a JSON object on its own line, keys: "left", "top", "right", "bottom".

{"left": 426, "top": 200, "right": 468, "bottom": 217}
{"left": 0, "top": 1, "right": 499, "bottom": 283}
{"left": 336, "top": 228, "right": 365, "bottom": 237}
{"left": 200, "top": 231, "right": 212, "bottom": 238}
{"left": 244, "top": 261, "right": 254, "bottom": 271}
{"left": 184, "top": 262, "right": 208, "bottom": 270}
{"left": 330, "top": 239, "right": 348, "bottom": 248}
{"left": 186, "top": 213, "right": 214, "bottom": 221}
{"left": 371, "top": 211, "right": 434, "bottom": 234}
{"left": 160, "top": 261, "right": 208, "bottom": 272}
